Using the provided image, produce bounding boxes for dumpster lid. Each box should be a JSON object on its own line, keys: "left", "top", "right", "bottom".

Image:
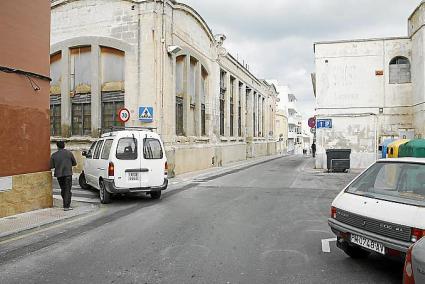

{"left": 326, "top": 149, "right": 352, "bottom": 153}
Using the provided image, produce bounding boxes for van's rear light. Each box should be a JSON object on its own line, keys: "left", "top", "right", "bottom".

{"left": 403, "top": 244, "right": 415, "bottom": 284}
{"left": 164, "top": 162, "right": 168, "bottom": 176}
{"left": 108, "top": 162, "right": 115, "bottom": 177}
{"left": 411, "top": 228, "right": 425, "bottom": 242}
{"left": 331, "top": 206, "right": 337, "bottom": 219}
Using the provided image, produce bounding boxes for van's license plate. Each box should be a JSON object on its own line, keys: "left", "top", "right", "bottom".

{"left": 127, "top": 172, "right": 139, "bottom": 181}
{"left": 350, "top": 234, "right": 385, "bottom": 255}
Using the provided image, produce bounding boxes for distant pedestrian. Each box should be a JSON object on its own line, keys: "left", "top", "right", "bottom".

{"left": 50, "top": 141, "right": 77, "bottom": 211}
{"left": 311, "top": 142, "right": 316, "bottom": 158}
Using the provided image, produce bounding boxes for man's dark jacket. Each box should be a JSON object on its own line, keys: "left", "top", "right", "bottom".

{"left": 50, "top": 149, "right": 77, "bottom": 177}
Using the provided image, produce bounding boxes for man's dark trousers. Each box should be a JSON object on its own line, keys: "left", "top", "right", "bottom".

{"left": 58, "top": 176, "right": 72, "bottom": 208}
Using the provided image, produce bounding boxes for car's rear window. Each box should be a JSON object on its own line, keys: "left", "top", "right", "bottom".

{"left": 143, "top": 138, "right": 163, "bottom": 159}
{"left": 116, "top": 138, "right": 137, "bottom": 160}
{"left": 346, "top": 162, "right": 425, "bottom": 206}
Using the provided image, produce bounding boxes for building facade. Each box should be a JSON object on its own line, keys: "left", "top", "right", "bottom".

{"left": 0, "top": 0, "right": 52, "bottom": 217}
{"left": 50, "top": 0, "right": 278, "bottom": 176}
{"left": 314, "top": 2, "right": 425, "bottom": 169}
{"left": 275, "top": 109, "right": 288, "bottom": 154}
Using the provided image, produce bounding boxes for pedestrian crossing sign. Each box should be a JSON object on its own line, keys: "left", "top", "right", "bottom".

{"left": 139, "top": 106, "right": 154, "bottom": 122}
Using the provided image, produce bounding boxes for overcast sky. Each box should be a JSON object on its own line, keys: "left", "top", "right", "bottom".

{"left": 182, "top": 0, "right": 420, "bottom": 117}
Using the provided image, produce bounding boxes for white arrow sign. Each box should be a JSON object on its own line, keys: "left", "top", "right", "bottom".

{"left": 321, "top": 238, "right": 337, "bottom": 253}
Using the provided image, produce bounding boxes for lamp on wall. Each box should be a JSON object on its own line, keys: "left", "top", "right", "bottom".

{"left": 167, "top": 45, "right": 182, "bottom": 55}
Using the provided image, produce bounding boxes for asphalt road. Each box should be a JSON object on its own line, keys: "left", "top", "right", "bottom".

{"left": 0, "top": 156, "right": 403, "bottom": 283}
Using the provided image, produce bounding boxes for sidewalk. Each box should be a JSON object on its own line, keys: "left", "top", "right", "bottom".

{"left": 0, "top": 199, "right": 97, "bottom": 240}
{"left": 0, "top": 153, "right": 288, "bottom": 241}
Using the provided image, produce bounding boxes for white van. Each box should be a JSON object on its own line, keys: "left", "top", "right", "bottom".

{"left": 329, "top": 158, "right": 425, "bottom": 258}
{"left": 79, "top": 129, "right": 168, "bottom": 203}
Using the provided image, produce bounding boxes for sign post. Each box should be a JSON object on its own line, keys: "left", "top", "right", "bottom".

{"left": 139, "top": 106, "right": 154, "bottom": 123}
{"left": 118, "top": 108, "right": 130, "bottom": 123}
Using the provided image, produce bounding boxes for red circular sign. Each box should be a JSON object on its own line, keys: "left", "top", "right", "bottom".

{"left": 118, "top": 108, "right": 130, "bottom": 123}
{"left": 308, "top": 117, "right": 316, "bottom": 128}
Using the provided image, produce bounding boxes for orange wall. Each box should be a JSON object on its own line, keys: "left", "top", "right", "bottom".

{"left": 0, "top": 0, "right": 51, "bottom": 176}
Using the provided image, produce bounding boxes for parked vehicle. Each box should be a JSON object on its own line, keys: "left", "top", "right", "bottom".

{"left": 403, "top": 238, "right": 425, "bottom": 284}
{"left": 329, "top": 158, "right": 425, "bottom": 259}
{"left": 79, "top": 128, "right": 168, "bottom": 203}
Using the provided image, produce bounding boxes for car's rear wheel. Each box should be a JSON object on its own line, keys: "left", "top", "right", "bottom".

{"left": 344, "top": 245, "right": 371, "bottom": 258}
{"left": 78, "top": 173, "right": 90, "bottom": 190}
{"left": 99, "top": 180, "right": 111, "bottom": 204}
{"left": 150, "top": 191, "right": 161, "bottom": 200}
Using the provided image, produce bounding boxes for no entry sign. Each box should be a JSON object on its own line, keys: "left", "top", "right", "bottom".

{"left": 308, "top": 117, "right": 316, "bottom": 128}
{"left": 118, "top": 108, "right": 130, "bottom": 123}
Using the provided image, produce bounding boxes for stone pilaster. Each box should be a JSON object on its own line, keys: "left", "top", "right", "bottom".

{"left": 91, "top": 44, "right": 101, "bottom": 137}
{"left": 60, "top": 48, "right": 71, "bottom": 137}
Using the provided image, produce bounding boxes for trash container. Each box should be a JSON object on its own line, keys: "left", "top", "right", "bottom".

{"left": 387, "top": 139, "right": 410, "bottom": 158}
{"left": 326, "top": 149, "right": 351, "bottom": 172}
{"left": 398, "top": 139, "right": 425, "bottom": 158}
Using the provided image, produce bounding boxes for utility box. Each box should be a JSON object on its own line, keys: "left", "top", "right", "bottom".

{"left": 326, "top": 149, "right": 351, "bottom": 172}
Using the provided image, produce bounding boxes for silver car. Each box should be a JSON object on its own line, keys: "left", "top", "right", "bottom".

{"left": 404, "top": 237, "right": 425, "bottom": 283}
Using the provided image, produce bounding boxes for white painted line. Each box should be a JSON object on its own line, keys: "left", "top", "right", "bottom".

{"left": 321, "top": 237, "right": 337, "bottom": 253}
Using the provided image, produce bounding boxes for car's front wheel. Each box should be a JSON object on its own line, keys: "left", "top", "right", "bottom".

{"left": 99, "top": 180, "right": 111, "bottom": 204}
{"left": 78, "top": 172, "right": 90, "bottom": 190}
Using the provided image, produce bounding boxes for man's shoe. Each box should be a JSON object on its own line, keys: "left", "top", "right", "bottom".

{"left": 64, "top": 207, "right": 74, "bottom": 211}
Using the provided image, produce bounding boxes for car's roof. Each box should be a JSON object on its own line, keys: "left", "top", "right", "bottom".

{"left": 377, "top": 157, "right": 425, "bottom": 164}
{"left": 101, "top": 130, "right": 160, "bottom": 138}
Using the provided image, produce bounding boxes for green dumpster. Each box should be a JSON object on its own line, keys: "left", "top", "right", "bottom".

{"left": 398, "top": 139, "right": 425, "bottom": 158}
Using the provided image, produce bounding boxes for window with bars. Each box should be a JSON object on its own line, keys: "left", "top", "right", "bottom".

{"left": 71, "top": 94, "right": 91, "bottom": 136}
{"left": 230, "top": 78, "right": 235, "bottom": 137}
{"left": 101, "top": 93, "right": 124, "bottom": 133}
{"left": 176, "top": 96, "right": 184, "bottom": 136}
{"left": 50, "top": 95, "right": 61, "bottom": 136}
{"left": 201, "top": 67, "right": 208, "bottom": 137}
{"left": 238, "top": 83, "right": 242, "bottom": 137}
{"left": 389, "top": 56, "right": 411, "bottom": 84}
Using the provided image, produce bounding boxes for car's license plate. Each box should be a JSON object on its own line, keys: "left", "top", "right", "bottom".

{"left": 127, "top": 172, "right": 139, "bottom": 181}
{"left": 350, "top": 234, "right": 385, "bottom": 255}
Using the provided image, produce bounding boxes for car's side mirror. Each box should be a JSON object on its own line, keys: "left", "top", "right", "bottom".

{"left": 82, "top": 150, "right": 88, "bottom": 157}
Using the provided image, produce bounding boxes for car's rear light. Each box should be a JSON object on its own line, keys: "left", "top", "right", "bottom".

{"left": 164, "top": 162, "right": 168, "bottom": 176}
{"left": 411, "top": 228, "right": 425, "bottom": 242}
{"left": 108, "top": 162, "right": 114, "bottom": 177}
{"left": 331, "top": 206, "right": 337, "bottom": 219}
{"left": 403, "top": 244, "right": 415, "bottom": 284}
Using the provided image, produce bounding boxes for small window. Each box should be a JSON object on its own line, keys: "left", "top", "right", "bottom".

{"left": 143, "top": 138, "right": 163, "bottom": 159}
{"left": 116, "top": 137, "right": 138, "bottom": 160}
{"left": 101, "top": 140, "right": 113, "bottom": 160}
{"left": 389, "top": 56, "right": 411, "bottom": 84}
{"left": 86, "top": 141, "right": 97, "bottom": 159}
{"left": 93, "top": 140, "right": 104, "bottom": 159}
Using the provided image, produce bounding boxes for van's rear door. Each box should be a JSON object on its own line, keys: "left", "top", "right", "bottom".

{"left": 141, "top": 135, "right": 165, "bottom": 187}
{"left": 114, "top": 133, "right": 142, "bottom": 189}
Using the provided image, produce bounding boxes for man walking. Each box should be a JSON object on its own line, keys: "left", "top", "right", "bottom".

{"left": 311, "top": 142, "right": 317, "bottom": 158}
{"left": 50, "top": 141, "right": 77, "bottom": 211}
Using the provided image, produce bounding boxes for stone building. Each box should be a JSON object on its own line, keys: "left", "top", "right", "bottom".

{"left": 313, "top": 1, "right": 425, "bottom": 169}
{"left": 0, "top": 0, "right": 52, "bottom": 217}
{"left": 49, "top": 0, "right": 279, "bottom": 176}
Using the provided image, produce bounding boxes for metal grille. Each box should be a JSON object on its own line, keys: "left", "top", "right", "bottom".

{"left": 176, "top": 96, "right": 184, "bottom": 136}
{"left": 336, "top": 209, "right": 411, "bottom": 242}
{"left": 50, "top": 95, "right": 61, "bottom": 136}
{"left": 220, "top": 98, "right": 225, "bottom": 136}
{"left": 201, "top": 104, "right": 206, "bottom": 136}
{"left": 71, "top": 94, "right": 91, "bottom": 136}
{"left": 102, "top": 92, "right": 124, "bottom": 133}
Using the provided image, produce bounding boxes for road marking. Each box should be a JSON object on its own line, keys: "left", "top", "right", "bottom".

{"left": 321, "top": 237, "right": 337, "bottom": 253}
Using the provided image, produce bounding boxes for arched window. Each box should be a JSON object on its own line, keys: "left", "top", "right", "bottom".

{"left": 389, "top": 56, "right": 411, "bottom": 84}
{"left": 100, "top": 47, "right": 125, "bottom": 132}
{"left": 175, "top": 55, "right": 185, "bottom": 136}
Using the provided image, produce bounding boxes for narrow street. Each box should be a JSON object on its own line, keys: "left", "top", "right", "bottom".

{"left": 0, "top": 156, "right": 403, "bottom": 283}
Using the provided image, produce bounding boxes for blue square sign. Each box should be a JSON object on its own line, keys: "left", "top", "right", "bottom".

{"left": 316, "top": 119, "right": 332, "bottom": 129}
{"left": 139, "top": 106, "right": 154, "bottom": 123}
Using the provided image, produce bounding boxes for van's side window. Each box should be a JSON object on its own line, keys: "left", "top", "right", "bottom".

{"left": 116, "top": 138, "right": 138, "bottom": 160}
{"left": 101, "top": 140, "right": 113, "bottom": 160}
{"left": 93, "top": 140, "right": 104, "bottom": 159}
{"left": 87, "top": 141, "right": 97, "bottom": 159}
{"left": 144, "top": 138, "right": 163, "bottom": 159}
